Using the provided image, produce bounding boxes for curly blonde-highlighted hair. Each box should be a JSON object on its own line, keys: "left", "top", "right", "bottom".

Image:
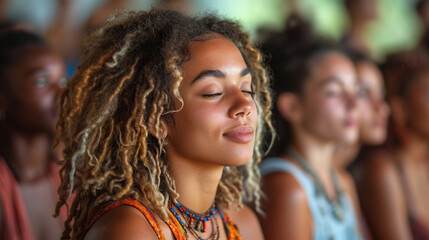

{"left": 55, "top": 9, "right": 273, "bottom": 239}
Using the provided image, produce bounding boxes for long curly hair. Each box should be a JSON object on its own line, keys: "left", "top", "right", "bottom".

{"left": 55, "top": 9, "right": 273, "bottom": 239}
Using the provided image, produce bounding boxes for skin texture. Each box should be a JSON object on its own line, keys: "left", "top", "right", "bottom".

{"left": 334, "top": 60, "right": 389, "bottom": 238}
{"left": 355, "top": 61, "right": 389, "bottom": 145}
{"left": 0, "top": 44, "right": 65, "bottom": 240}
{"left": 354, "top": 151, "right": 412, "bottom": 240}
{"left": 355, "top": 70, "right": 429, "bottom": 239}
{"left": 1, "top": 45, "right": 65, "bottom": 137}
{"left": 261, "top": 52, "right": 363, "bottom": 240}
{"left": 85, "top": 36, "right": 263, "bottom": 240}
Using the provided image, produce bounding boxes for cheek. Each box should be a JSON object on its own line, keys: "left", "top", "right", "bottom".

{"left": 314, "top": 99, "right": 346, "bottom": 121}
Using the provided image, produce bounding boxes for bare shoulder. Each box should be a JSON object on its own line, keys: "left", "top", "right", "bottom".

{"left": 84, "top": 205, "right": 159, "bottom": 240}
{"left": 353, "top": 149, "right": 413, "bottom": 240}
{"left": 262, "top": 169, "right": 308, "bottom": 201}
{"left": 356, "top": 149, "right": 399, "bottom": 187}
{"left": 223, "top": 204, "right": 264, "bottom": 240}
{"left": 259, "top": 171, "right": 311, "bottom": 240}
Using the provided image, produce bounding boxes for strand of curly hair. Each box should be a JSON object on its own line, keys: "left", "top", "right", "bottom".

{"left": 54, "top": 9, "right": 274, "bottom": 239}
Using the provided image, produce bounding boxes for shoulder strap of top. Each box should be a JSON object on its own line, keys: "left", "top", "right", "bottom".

{"left": 82, "top": 198, "right": 172, "bottom": 240}
{"left": 217, "top": 208, "right": 242, "bottom": 240}
{"left": 260, "top": 157, "right": 310, "bottom": 185}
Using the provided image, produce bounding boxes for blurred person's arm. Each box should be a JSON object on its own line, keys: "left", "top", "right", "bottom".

{"left": 259, "top": 172, "right": 312, "bottom": 240}
{"left": 355, "top": 153, "right": 413, "bottom": 240}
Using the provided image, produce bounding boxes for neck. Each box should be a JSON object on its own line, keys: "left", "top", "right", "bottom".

{"left": 168, "top": 152, "right": 223, "bottom": 213}
{"left": 289, "top": 129, "right": 337, "bottom": 176}
{"left": 0, "top": 126, "right": 52, "bottom": 183}
{"left": 333, "top": 143, "right": 361, "bottom": 169}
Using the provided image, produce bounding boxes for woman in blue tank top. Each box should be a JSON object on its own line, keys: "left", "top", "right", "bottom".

{"left": 257, "top": 15, "right": 364, "bottom": 240}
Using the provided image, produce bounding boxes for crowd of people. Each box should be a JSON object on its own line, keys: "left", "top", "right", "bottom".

{"left": 1, "top": 0, "right": 429, "bottom": 240}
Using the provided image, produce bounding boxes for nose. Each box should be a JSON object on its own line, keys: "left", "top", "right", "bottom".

{"left": 345, "top": 92, "right": 358, "bottom": 111}
{"left": 228, "top": 88, "right": 253, "bottom": 118}
{"left": 374, "top": 99, "right": 390, "bottom": 117}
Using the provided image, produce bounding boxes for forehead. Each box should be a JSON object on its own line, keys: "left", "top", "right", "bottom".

{"left": 356, "top": 62, "right": 382, "bottom": 85}
{"left": 310, "top": 52, "right": 355, "bottom": 82}
{"left": 2, "top": 46, "right": 63, "bottom": 86}
{"left": 182, "top": 36, "right": 246, "bottom": 75}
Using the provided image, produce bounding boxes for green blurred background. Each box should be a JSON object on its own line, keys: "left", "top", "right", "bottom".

{"left": 5, "top": 0, "right": 422, "bottom": 60}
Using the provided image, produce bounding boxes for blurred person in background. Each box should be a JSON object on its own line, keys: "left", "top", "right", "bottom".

{"left": 334, "top": 48, "right": 390, "bottom": 240}
{"left": 259, "top": 16, "right": 363, "bottom": 240}
{"left": 343, "top": 0, "right": 378, "bottom": 58}
{"left": 352, "top": 51, "right": 429, "bottom": 240}
{"left": 0, "top": 28, "right": 66, "bottom": 240}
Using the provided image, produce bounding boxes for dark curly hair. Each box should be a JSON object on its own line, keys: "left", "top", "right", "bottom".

{"left": 55, "top": 9, "right": 274, "bottom": 239}
{"left": 261, "top": 15, "right": 347, "bottom": 156}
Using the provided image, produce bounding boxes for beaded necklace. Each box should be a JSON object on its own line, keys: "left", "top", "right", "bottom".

{"left": 169, "top": 201, "right": 220, "bottom": 240}
{"left": 288, "top": 148, "right": 345, "bottom": 221}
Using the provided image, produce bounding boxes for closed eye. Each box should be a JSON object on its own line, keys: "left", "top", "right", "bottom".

{"left": 202, "top": 93, "right": 222, "bottom": 98}
{"left": 242, "top": 90, "right": 255, "bottom": 96}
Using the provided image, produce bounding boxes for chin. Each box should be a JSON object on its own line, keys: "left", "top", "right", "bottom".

{"left": 361, "top": 129, "right": 386, "bottom": 145}
{"left": 224, "top": 154, "right": 254, "bottom": 167}
{"left": 341, "top": 131, "right": 359, "bottom": 145}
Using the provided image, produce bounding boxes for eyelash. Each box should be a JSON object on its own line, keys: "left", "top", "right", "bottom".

{"left": 202, "top": 90, "right": 256, "bottom": 98}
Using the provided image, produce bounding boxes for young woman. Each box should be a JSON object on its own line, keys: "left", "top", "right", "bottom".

{"left": 352, "top": 51, "right": 429, "bottom": 240}
{"left": 0, "top": 29, "right": 66, "bottom": 240}
{"left": 259, "top": 18, "right": 363, "bottom": 240}
{"left": 334, "top": 49, "right": 390, "bottom": 170}
{"left": 54, "top": 9, "right": 273, "bottom": 240}
{"left": 333, "top": 49, "right": 390, "bottom": 239}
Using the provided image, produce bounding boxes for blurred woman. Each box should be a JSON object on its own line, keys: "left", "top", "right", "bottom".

{"left": 334, "top": 49, "right": 390, "bottom": 239}
{"left": 54, "top": 9, "right": 273, "bottom": 240}
{"left": 259, "top": 17, "right": 363, "bottom": 240}
{"left": 353, "top": 51, "right": 429, "bottom": 240}
{"left": 0, "top": 29, "right": 66, "bottom": 240}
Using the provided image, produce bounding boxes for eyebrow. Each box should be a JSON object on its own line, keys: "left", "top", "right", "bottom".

{"left": 317, "top": 77, "right": 342, "bottom": 88}
{"left": 191, "top": 68, "right": 250, "bottom": 84}
{"left": 317, "top": 76, "right": 358, "bottom": 88}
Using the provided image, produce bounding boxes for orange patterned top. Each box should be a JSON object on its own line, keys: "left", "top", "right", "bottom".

{"left": 81, "top": 198, "right": 242, "bottom": 240}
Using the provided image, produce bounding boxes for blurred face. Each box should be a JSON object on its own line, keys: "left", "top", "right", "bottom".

{"left": 349, "top": 0, "right": 378, "bottom": 21}
{"left": 1, "top": 45, "right": 66, "bottom": 136}
{"left": 166, "top": 36, "right": 258, "bottom": 167}
{"left": 300, "top": 52, "right": 358, "bottom": 144}
{"left": 403, "top": 70, "right": 429, "bottom": 141}
{"left": 356, "top": 61, "right": 389, "bottom": 144}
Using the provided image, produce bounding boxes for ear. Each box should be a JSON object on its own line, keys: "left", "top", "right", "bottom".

{"left": 389, "top": 96, "right": 407, "bottom": 127}
{"left": 148, "top": 117, "right": 168, "bottom": 139}
{"left": 276, "top": 92, "right": 303, "bottom": 124}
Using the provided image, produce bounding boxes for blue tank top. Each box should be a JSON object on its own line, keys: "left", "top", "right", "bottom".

{"left": 260, "top": 157, "right": 362, "bottom": 240}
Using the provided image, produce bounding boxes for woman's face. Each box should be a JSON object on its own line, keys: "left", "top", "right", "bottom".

{"left": 166, "top": 36, "right": 258, "bottom": 167}
{"left": 403, "top": 70, "right": 429, "bottom": 140}
{"left": 1, "top": 45, "right": 65, "bottom": 136}
{"left": 356, "top": 61, "right": 389, "bottom": 145}
{"left": 300, "top": 52, "right": 358, "bottom": 144}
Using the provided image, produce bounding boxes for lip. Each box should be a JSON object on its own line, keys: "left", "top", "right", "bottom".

{"left": 344, "top": 118, "right": 357, "bottom": 127}
{"left": 223, "top": 125, "right": 254, "bottom": 143}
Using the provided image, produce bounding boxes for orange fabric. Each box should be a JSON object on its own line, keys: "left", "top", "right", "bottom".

{"left": 0, "top": 157, "right": 34, "bottom": 240}
{"left": 83, "top": 198, "right": 242, "bottom": 240}
{"left": 81, "top": 198, "right": 168, "bottom": 240}
{"left": 218, "top": 208, "right": 242, "bottom": 240}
